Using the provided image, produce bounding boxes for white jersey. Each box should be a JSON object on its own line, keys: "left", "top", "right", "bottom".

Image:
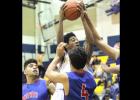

{"left": 59, "top": 53, "right": 71, "bottom": 73}
{"left": 51, "top": 53, "right": 71, "bottom": 100}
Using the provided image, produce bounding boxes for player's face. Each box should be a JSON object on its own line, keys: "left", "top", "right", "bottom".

{"left": 24, "top": 63, "right": 39, "bottom": 76}
{"left": 68, "top": 36, "right": 79, "bottom": 49}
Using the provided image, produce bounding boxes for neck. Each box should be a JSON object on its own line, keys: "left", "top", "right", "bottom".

{"left": 71, "top": 66, "right": 84, "bottom": 73}
{"left": 26, "top": 76, "right": 39, "bottom": 84}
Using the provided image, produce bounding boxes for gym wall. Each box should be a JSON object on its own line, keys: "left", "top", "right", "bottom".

{"left": 22, "top": 1, "right": 120, "bottom": 70}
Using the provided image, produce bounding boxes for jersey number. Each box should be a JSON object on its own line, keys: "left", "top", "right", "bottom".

{"left": 81, "top": 83, "right": 89, "bottom": 100}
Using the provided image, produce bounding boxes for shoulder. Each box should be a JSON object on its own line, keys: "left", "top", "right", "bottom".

{"left": 22, "top": 83, "right": 27, "bottom": 91}
{"left": 66, "top": 72, "right": 75, "bottom": 77}
{"left": 39, "top": 78, "right": 46, "bottom": 81}
{"left": 37, "top": 78, "right": 47, "bottom": 84}
{"left": 22, "top": 83, "right": 26, "bottom": 88}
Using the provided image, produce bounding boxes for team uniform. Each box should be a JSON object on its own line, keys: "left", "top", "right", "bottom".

{"left": 51, "top": 53, "right": 94, "bottom": 100}
{"left": 22, "top": 79, "right": 49, "bottom": 100}
{"left": 65, "top": 71, "right": 96, "bottom": 100}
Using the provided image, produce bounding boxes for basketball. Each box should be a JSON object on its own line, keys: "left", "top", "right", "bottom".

{"left": 64, "top": 1, "right": 81, "bottom": 21}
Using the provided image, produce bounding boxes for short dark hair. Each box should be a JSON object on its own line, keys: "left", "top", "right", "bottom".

{"left": 38, "top": 51, "right": 45, "bottom": 54}
{"left": 24, "top": 59, "right": 37, "bottom": 69}
{"left": 64, "top": 32, "right": 76, "bottom": 43}
{"left": 68, "top": 47, "right": 88, "bottom": 69}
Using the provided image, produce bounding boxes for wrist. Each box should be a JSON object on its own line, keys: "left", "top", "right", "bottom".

{"left": 59, "top": 17, "right": 64, "bottom": 22}
{"left": 80, "top": 15, "right": 85, "bottom": 20}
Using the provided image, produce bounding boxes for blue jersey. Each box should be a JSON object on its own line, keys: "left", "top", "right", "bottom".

{"left": 65, "top": 71, "right": 96, "bottom": 100}
{"left": 22, "top": 79, "right": 48, "bottom": 100}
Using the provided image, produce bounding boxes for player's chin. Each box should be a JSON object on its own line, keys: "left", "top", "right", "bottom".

{"left": 32, "top": 72, "right": 39, "bottom": 76}
{"left": 33, "top": 74, "right": 39, "bottom": 78}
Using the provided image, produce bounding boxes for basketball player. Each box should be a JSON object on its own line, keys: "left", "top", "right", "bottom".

{"left": 22, "top": 59, "right": 55, "bottom": 100}
{"left": 45, "top": 42, "right": 96, "bottom": 100}
{"left": 51, "top": 3, "right": 95, "bottom": 100}
{"left": 57, "top": 1, "right": 94, "bottom": 74}
{"left": 82, "top": 7, "right": 120, "bottom": 99}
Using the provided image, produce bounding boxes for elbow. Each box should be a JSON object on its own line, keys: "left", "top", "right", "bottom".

{"left": 45, "top": 70, "right": 54, "bottom": 81}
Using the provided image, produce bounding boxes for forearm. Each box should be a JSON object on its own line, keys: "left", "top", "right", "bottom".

{"left": 81, "top": 16, "right": 94, "bottom": 45}
{"left": 46, "top": 56, "right": 60, "bottom": 76}
{"left": 84, "top": 12, "right": 120, "bottom": 60}
{"left": 109, "top": 65, "right": 120, "bottom": 74}
{"left": 96, "top": 40, "right": 119, "bottom": 60}
{"left": 57, "top": 20, "right": 64, "bottom": 44}
{"left": 102, "top": 64, "right": 120, "bottom": 74}
{"left": 81, "top": 15, "right": 94, "bottom": 64}
{"left": 48, "top": 82, "right": 56, "bottom": 95}
{"left": 84, "top": 42, "right": 93, "bottom": 65}
{"left": 84, "top": 12, "right": 101, "bottom": 40}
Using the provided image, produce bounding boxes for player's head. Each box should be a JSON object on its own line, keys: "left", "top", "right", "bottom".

{"left": 64, "top": 32, "right": 79, "bottom": 49}
{"left": 68, "top": 46, "right": 88, "bottom": 69}
{"left": 24, "top": 59, "right": 39, "bottom": 77}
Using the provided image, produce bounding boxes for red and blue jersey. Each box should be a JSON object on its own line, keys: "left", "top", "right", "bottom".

{"left": 65, "top": 71, "right": 96, "bottom": 100}
{"left": 22, "top": 79, "right": 48, "bottom": 100}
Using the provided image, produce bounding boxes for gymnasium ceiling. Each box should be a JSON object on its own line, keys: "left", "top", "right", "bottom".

{"left": 22, "top": 0, "right": 111, "bottom": 36}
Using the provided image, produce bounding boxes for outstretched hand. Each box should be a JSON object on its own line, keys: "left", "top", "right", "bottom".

{"left": 56, "top": 42, "right": 67, "bottom": 58}
{"left": 59, "top": 3, "right": 67, "bottom": 21}
{"left": 76, "top": 2, "right": 86, "bottom": 18}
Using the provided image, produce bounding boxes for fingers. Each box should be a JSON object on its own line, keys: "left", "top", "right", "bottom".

{"left": 59, "top": 3, "right": 67, "bottom": 21}
{"left": 58, "top": 42, "right": 67, "bottom": 49}
{"left": 82, "top": 4, "right": 87, "bottom": 11}
{"left": 77, "top": 3, "right": 83, "bottom": 10}
{"left": 79, "top": 1, "right": 85, "bottom": 9}
{"left": 60, "top": 3, "right": 67, "bottom": 11}
{"left": 77, "top": 2, "right": 86, "bottom": 15}
{"left": 61, "top": 3, "right": 66, "bottom": 10}
{"left": 56, "top": 42, "right": 67, "bottom": 57}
